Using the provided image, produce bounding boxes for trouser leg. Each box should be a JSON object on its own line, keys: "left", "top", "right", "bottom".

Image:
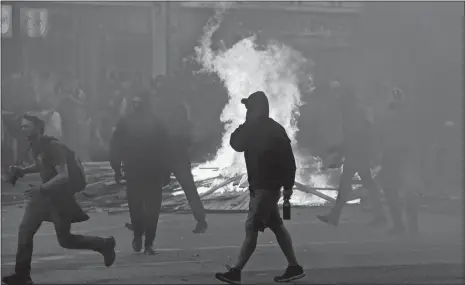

{"left": 126, "top": 181, "right": 145, "bottom": 238}
{"left": 172, "top": 151, "right": 206, "bottom": 223}
{"left": 143, "top": 186, "right": 163, "bottom": 247}
{"left": 50, "top": 209, "right": 106, "bottom": 252}
{"left": 384, "top": 186, "right": 405, "bottom": 229}
{"left": 381, "top": 157, "right": 406, "bottom": 230}
{"left": 358, "top": 166, "right": 384, "bottom": 217}
{"left": 330, "top": 162, "right": 357, "bottom": 221}
{"left": 15, "top": 200, "right": 44, "bottom": 277}
{"left": 401, "top": 158, "right": 421, "bottom": 234}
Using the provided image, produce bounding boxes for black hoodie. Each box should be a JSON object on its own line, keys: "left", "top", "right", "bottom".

{"left": 109, "top": 102, "right": 171, "bottom": 184}
{"left": 230, "top": 92, "right": 296, "bottom": 192}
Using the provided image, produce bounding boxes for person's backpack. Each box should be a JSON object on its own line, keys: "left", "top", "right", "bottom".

{"left": 40, "top": 136, "right": 87, "bottom": 193}
{"left": 65, "top": 146, "right": 87, "bottom": 193}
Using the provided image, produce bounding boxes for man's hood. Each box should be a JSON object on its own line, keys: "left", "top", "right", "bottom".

{"left": 241, "top": 91, "right": 270, "bottom": 117}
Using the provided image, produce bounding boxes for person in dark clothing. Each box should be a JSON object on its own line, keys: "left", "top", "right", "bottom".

{"left": 2, "top": 115, "right": 115, "bottom": 285}
{"left": 378, "top": 88, "right": 421, "bottom": 236}
{"left": 153, "top": 75, "right": 208, "bottom": 233}
{"left": 317, "top": 81, "right": 386, "bottom": 227}
{"left": 110, "top": 91, "right": 171, "bottom": 255}
{"left": 215, "top": 91, "right": 304, "bottom": 284}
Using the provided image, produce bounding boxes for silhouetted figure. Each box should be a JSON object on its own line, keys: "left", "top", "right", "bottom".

{"left": 110, "top": 91, "right": 171, "bottom": 255}
{"left": 378, "top": 88, "right": 421, "bottom": 236}
{"left": 215, "top": 91, "right": 305, "bottom": 284}
{"left": 318, "top": 81, "right": 386, "bottom": 227}
{"left": 153, "top": 75, "right": 208, "bottom": 233}
{"left": 2, "top": 115, "right": 115, "bottom": 285}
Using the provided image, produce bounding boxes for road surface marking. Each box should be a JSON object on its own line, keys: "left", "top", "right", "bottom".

{"left": 73, "top": 239, "right": 395, "bottom": 255}
{"left": 83, "top": 259, "right": 214, "bottom": 269}
{"left": 39, "top": 255, "right": 73, "bottom": 261}
{"left": 75, "top": 250, "right": 122, "bottom": 255}
{"left": 2, "top": 245, "right": 455, "bottom": 269}
{"left": 183, "top": 239, "right": 394, "bottom": 251}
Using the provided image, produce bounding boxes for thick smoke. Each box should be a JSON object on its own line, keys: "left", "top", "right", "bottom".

{"left": 194, "top": 8, "right": 328, "bottom": 189}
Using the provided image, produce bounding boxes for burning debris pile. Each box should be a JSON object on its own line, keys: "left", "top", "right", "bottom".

{"left": 187, "top": 6, "right": 340, "bottom": 208}
{"left": 1, "top": 161, "right": 346, "bottom": 214}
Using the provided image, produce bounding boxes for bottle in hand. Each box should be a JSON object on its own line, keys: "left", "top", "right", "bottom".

{"left": 283, "top": 198, "right": 291, "bottom": 220}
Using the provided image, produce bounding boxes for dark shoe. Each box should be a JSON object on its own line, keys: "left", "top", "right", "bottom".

{"left": 215, "top": 265, "right": 241, "bottom": 284}
{"left": 193, "top": 220, "right": 208, "bottom": 233}
{"left": 102, "top": 237, "right": 116, "bottom": 267}
{"left": 317, "top": 214, "right": 339, "bottom": 227}
{"left": 132, "top": 236, "right": 143, "bottom": 253}
{"left": 144, "top": 246, "right": 156, "bottom": 255}
{"left": 125, "top": 222, "right": 133, "bottom": 231}
{"left": 2, "top": 273, "right": 33, "bottom": 285}
{"left": 368, "top": 215, "right": 388, "bottom": 227}
{"left": 274, "top": 265, "right": 305, "bottom": 283}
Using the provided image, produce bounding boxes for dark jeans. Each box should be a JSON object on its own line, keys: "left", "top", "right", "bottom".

{"left": 126, "top": 180, "right": 163, "bottom": 247}
{"left": 15, "top": 197, "right": 106, "bottom": 277}
{"left": 330, "top": 153, "right": 384, "bottom": 221}
{"left": 172, "top": 148, "right": 206, "bottom": 223}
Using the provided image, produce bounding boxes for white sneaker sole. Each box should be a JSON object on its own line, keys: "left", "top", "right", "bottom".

{"left": 275, "top": 272, "right": 306, "bottom": 283}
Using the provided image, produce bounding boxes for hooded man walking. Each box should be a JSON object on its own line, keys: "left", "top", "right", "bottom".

{"left": 215, "top": 91, "right": 304, "bottom": 284}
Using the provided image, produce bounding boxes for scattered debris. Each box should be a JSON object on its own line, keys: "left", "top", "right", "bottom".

{"left": 3, "top": 162, "right": 457, "bottom": 215}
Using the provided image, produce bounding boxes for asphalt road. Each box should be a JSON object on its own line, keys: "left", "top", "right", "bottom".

{"left": 1, "top": 205, "right": 463, "bottom": 284}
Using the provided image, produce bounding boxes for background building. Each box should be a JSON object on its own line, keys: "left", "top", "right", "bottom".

{"left": 2, "top": 1, "right": 168, "bottom": 102}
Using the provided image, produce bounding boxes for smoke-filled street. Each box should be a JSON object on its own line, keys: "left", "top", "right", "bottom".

{"left": 2, "top": 1, "right": 463, "bottom": 284}
{"left": 1, "top": 206, "right": 463, "bottom": 284}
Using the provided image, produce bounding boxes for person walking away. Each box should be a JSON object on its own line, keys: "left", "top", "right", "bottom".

{"left": 1, "top": 114, "right": 115, "bottom": 285}
{"left": 378, "top": 88, "right": 422, "bottom": 236}
{"left": 110, "top": 91, "right": 171, "bottom": 255}
{"left": 153, "top": 75, "right": 208, "bottom": 233}
{"left": 317, "top": 81, "right": 386, "bottom": 227}
{"left": 215, "top": 91, "right": 304, "bottom": 284}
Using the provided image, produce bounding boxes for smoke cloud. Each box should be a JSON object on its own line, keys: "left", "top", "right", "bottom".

{"left": 194, "top": 7, "right": 328, "bottom": 190}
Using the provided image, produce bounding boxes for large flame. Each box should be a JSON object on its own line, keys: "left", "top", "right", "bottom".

{"left": 193, "top": 7, "right": 329, "bottom": 191}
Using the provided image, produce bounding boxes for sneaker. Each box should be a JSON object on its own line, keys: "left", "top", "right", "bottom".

{"left": 132, "top": 236, "right": 143, "bottom": 253}
{"left": 274, "top": 265, "right": 305, "bottom": 283}
{"left": 192, "top": 220, "right": 208, "bottom": 234}
{"left": 317, "top": 214, "right": 339, "bottom": 227}
{"left": 125, "top": 222, "right": 133, "bottom": 231}
{"left": 215, "top": 265, "right": 241, "bottom": 284}
{"left": 102, "top": 237, "right": 116, "bottom": 267}
{"left": 2, "top": 273, "right": 33, "bottom": 285}
{"left": 144, "top": 246, "right": 156, "bottom": 255}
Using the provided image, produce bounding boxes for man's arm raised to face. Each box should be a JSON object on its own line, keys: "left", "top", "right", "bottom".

{"left": 230, "top": 124, "right": 250, "bottom": 152}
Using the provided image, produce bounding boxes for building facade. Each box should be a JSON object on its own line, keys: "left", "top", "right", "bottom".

{"left": 2, "top": 1, "right": 168, "bottom": 102}
{"left": 167, "top": 1, "right": 363, "bottom": 84}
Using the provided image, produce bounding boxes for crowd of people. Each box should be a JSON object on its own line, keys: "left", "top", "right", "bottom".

{"left": 1, "top": 68, "right": 221, "bottom": 170}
